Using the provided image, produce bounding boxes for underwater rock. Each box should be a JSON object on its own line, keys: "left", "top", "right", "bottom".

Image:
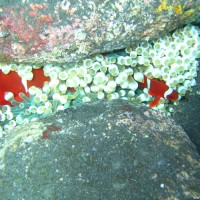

{"left": 0, "top": 99, "right": 199, "bottom": 199}
{"left": 173, "top": 71, "right": 200, "bottom": 153}
{"left": 0, "top": 0, "right": 200, "bottom": 65}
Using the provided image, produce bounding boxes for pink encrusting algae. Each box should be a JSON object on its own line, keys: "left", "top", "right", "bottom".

{"left": 0, "top": 4, "right": 54, "bottom": 56}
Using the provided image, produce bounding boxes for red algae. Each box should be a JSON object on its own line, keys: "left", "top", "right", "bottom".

{"left": 42, "top": 124, "right": 61, "bottom": 139}
{"left": 1, "top": 4, "right": 53, "bottom": 55}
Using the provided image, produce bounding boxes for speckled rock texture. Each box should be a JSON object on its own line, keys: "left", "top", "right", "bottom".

{"left": 0, "top": 100, "right": 199, "bottom": 199}
{"left": 173, "top": 68, "right": 200, "bottom": 153}
{"left": 0, "top": 0, "right": 200, "bottom": 65}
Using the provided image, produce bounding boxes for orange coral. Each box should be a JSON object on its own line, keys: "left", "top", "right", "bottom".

{"left": 40, "top": 14, "right": 53, "bottom": 24}
{"left": 173, "top": 4, "right": 183, "bottom": 15}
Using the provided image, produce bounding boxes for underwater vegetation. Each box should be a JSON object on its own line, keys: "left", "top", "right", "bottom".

{"left": 0, "top": 24, "right": 199, "bottom": 133}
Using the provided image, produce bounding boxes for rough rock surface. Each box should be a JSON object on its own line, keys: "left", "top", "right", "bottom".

{"left": 173, "top": 69, "right": 200, "bottom": 153}
{"left": 0, "top": 0, "right": 200, "bottom": 65}
{"left": 0, "top": 100, "right": 199, "bottom": 199}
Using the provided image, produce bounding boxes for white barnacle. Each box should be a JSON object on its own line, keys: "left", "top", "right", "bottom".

{"left": 8, "top": 119, "right": 17, "bottom": 128}
{"left": 79, "top": 79, "right": 87, "bottom": 87}
{"left": 118, "top": 71, "right": 128, "bottom": 82}
{"left": 92, "top": 62, "right": 101, "bottom": 71}
{"left": 58, "top": 83, "right": 67, "bottom": 94}
{"left": 148, "top": 49, "right": 157, "bottom": 58}
{"left": 128, "top": 90, "right": 135, "bottom": 98}
{"left": 153, "top": 42, "right": 161, "bottom": 51}
{"left": 59, "top": 71, "right": 68, "bottom": 80}
{"left": 177, "top": 86, "right": 187, "bottom": 96}
{"left": 0, "top": 113, "right": 6, "bottom": 122}
{"left": 118, "top": 89, "right": 126, "bottom": 97}
{"left": 128, "top": 76, "right": 138, "bottom": 91}
{"left": 184, "top": 72, "right": 193, "bottom": 80}
{"left": 133, "top": 71, "right": 144, "bottom": 83}
{"left": 106, "top": 93, "right": 116, "bottom": 100}
{"left": 125, "top": 47, "right": 133, "bottom": 53}
{"left": 3, "top": 124, "right": 14, "bottom": 132}
{"left": 90, "top": 84, "right": 99, "bottom": 93}
{"left": 95, "top": 54, "right": 104, "bottom": 62}
{"left": 152, "top": 68, "right": 161, "bottom": 79}
{"left": 136, "top": 46, "right": 143, "bottom": 55}
{"left": 130, "top": 51, "right": 137, "bottom": 59}
{"left": 143, "top": 58, "right": 150, "bottom": 67}
{"left": 108, "top": 64, "right": 119, "bottom": 76}
{"left": 84, "top": 74, "right": 93, "bottom": 84}
{"left": 37, "top": 106, "right": 45, "bottom": 115}
{"left": 107, "top": 80, "right": 117, "bottom": 89}
{"left": 84, "top": 86, "right": 91, "bottom": 94}
{"left": 1, "top": 65, "right": 11, "bottom": 74}
{"left": 117, "top": 56, "right": 125, "bottom": 65}
{"left": 82, "top": 96, "right": 91, "bottom": 103}
{"left": 77, "top": 66, "right": 87, "bottom": 78}
{"left": 83, "top": 59, "right": 93, "bottom": 68}
{"left": 93, "top": 72, "right": 106, "bottom": 85}
{"left": 33, "top": 95, "right": 41, "bottom": 104}
{"left": 97, "top": 91, "right": 105, "bottom": 99}
{"left": 29, "top": 106, "right": 37, "bottom": 114}
{"left": 152, "top": 57, "right": 162, "bottom": 68}
{"left": 15, "top": 114, "right": 24, "bottom": 124}
{"left": 162, "top": 73, "right": 170, "bottom": 81}
{"left": 68, "top": 68, "right": 77, "bottom": 77}
{"left": 137, "top": 56, "right": 145, "bottom": 65}
{"left": 88, "top": 68, "right": 97, "bottom": 76}
{"left": 124, "top": 56, "right": 132, "bottom": 66}
{"left": 6, "top": 112, "right": 14, "bottom": 120}
{"left": 166, "top": 79, "right": 176, "bottom": 88}
{"left": 120, "top": 81, "right": 129, "bottom": 89}
{"left": 136, "top": 93, "right": 148, "bottom": 102}
{"left": 103, "top": 85, "right": 115, "bottom": 93}
{"left": 4, "top": 92, "right": 15, "bottom": 102}
{"left": 176, "top": 75, "right": 185, "bottom": 83}
{"left": 107, "top": 56, "right": 116, "bottom": 64}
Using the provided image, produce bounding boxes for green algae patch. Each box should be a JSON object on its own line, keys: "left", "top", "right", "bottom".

{"left": 0, "top": 121, "right": 46, "bottom": 169}
{"left": 156, "top": 0, "right": 171, "bottom": 13}
{"left": 156, "top": 0, "right": 182, "bottom": 15}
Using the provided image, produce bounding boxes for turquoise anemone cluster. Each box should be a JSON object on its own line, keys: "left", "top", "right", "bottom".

{"left": 0, "top": 24, "right": 200, "bottom": 133}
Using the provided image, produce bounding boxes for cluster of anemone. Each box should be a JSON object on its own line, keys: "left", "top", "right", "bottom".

{"left": 123, "top": 24, "right": 200, "bottom": 111}
{"left": 131, "top": 25, "right": 199, "bottom": 92}
{"left": 0, "top": 24, "right": 200, "bottom": 133}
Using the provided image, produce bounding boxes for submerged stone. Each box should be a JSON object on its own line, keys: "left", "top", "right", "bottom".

{"left": 1, "top": 1, "right": 200, "bottom": 65}
{"left": 0, "top": 100, "right": 199, "bottom": 199}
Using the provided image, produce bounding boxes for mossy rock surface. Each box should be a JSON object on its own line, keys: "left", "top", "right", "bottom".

{"left": 1, "top": 0, "right": 200, "bottom": 65}
{"left": 0, "top": 99, "right": 199, "bottom": 199}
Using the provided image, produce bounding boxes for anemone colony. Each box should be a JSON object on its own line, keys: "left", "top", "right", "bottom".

{"left": 0, "top": 24, "right": 199, "bottom": 133}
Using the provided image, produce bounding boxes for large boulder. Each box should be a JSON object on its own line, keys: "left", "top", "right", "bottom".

{"left": 0, "top": 100, "right": 199, "bottom": 199}
{"left": 173, "top": 68, "right": 200, "bottom": 153}
{"left": 0, "top": 0, "right": 200, "bottom": 65}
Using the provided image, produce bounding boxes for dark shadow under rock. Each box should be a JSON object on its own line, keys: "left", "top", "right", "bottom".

{"left": 172, "top": 73, "right": 200, "bottom": 154}
{"left": 0, "top": 100, "right": 199, "bottom": 199}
